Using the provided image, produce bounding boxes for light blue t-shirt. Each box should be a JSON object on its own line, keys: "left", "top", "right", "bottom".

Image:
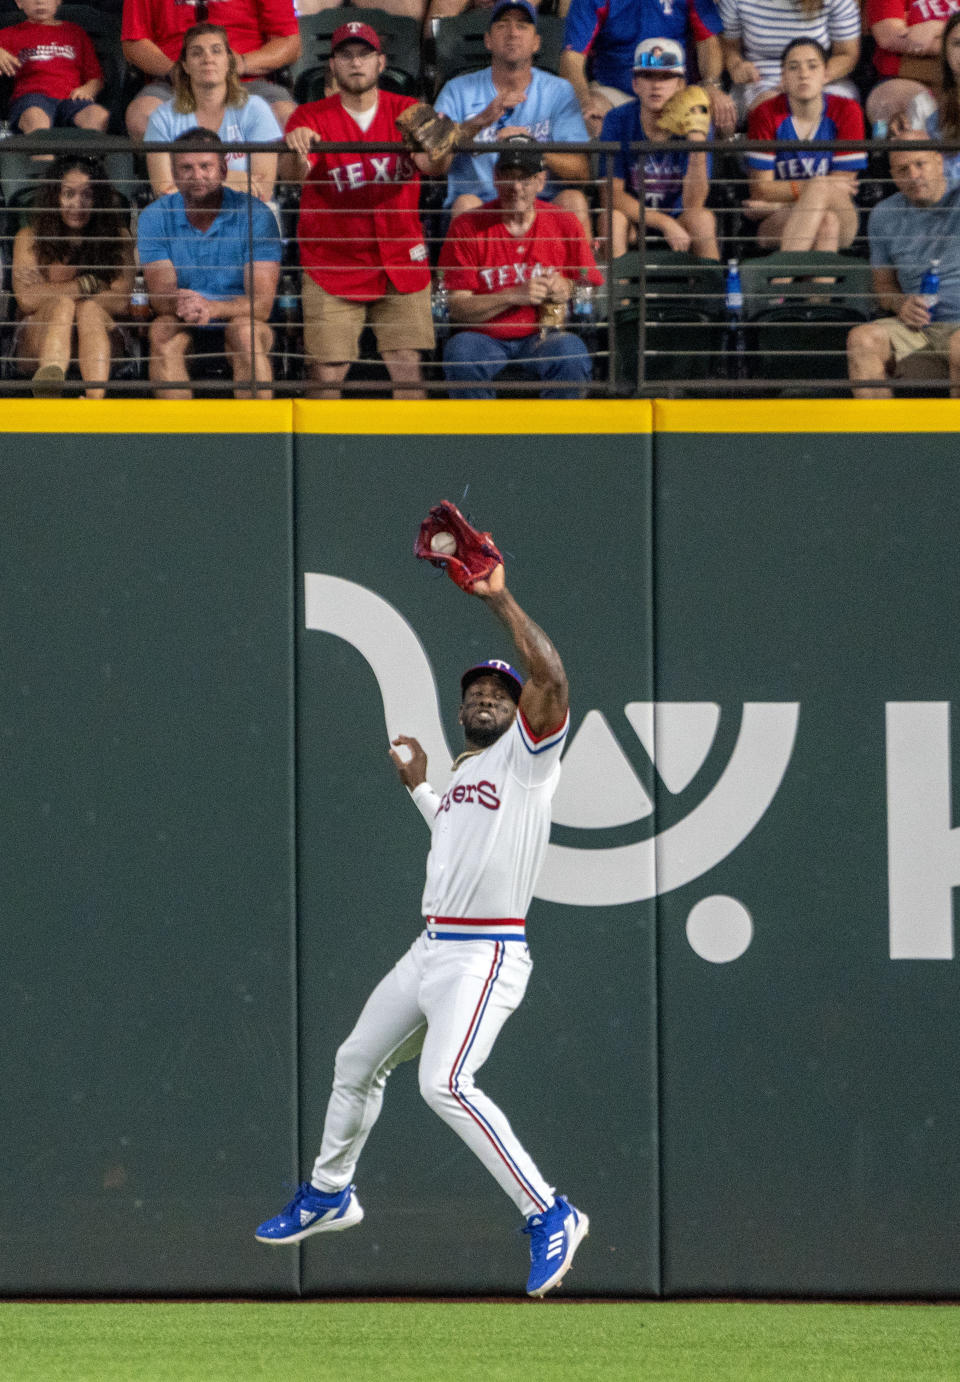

{"left": 144, "top": 95, "right": 282, "bottom": 174}
{"left": 137, "top": 185, "right": 281, "bottom": 300}
{"left": 434, "top": 66, "right": 588, "bottom": 207}
{"left": 868, "top": 182, "right": 960, "bottom": 319}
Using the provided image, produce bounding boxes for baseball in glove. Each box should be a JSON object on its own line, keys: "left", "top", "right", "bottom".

{"left": 657, "top": 86, "right": 711, "bottom": 138}
{"left": 396, "top": 102, "right": 463, "bottom": 160}
{"left": 414, "top": 500, "right": 504, "bottom": 593}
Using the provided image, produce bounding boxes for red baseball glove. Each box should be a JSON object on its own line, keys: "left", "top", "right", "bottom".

{"left": 414, "top": 500, "right": 503, "bottom": 593}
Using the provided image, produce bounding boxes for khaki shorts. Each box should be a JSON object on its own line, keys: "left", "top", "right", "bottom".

{"left": 876, "top": 317, "right": 960, "bottom": 364}
{"left": 302, "top": 277, "right": 434, "bottom": 363}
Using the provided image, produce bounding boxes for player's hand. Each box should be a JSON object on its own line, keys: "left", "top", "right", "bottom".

{"left": 468, "top": 562, "right": 505, "bottom": 599}
{"left": 542, "top": 271, "right": 572, "bottom": 302}
{"left": 390, "top": 735, "right": 428, "bottom": 790}
{"left": 898, "top": 295, "right": 932, "bottom": 328}
{"left": 0, "top": 47, "right": 21, "bottom": 76}
{"left": 742, "top": 198, "right": 779, "bottom": 217}
{"left": 581, "top": 97, "right": 608, "bottom": 138}
{"left": 517, "top": 277, "right": 551, "bottom": 306}
{"left": 285, "top": 126, "right": 318, "bottom": 157}
{"left": 69, "top": 81, "right": 99, "bottom": 100}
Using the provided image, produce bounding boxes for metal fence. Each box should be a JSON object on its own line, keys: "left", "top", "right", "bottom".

{"left": 0, "top": 131, "right": 952, "bottom": 397}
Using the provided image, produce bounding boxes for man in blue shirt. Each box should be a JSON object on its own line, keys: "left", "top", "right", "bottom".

{"left": 435, "top": 0, "right": 591, "bottom": 235}
{"left": 137, "top": 127, "right": 282, "bottom": 398}
{"left": 848, "top": 137, "right": 960, "bottom": 397}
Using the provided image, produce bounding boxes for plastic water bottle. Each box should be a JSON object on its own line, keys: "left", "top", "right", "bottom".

{"left": 432, "top": 269, "right": 449, "bottom": 324}
{"left": 571, "top": 268, "right": 595, "bottom": 324}
{"left": 725, "top": 258, "right": 746, "bottom": 379}
{"left": 920, "top": 258, "right": 940, "bottom": 319}
{"left": 276, "top": 272, "right": 299, "bottom": 380}
{"left": 129, "top": 270, "right": 151, "bottom": 323}
{"left": 0, "top": 120, "right": 11, "bottom": 141}
{"left": 276, "top": 271, "right": 298, "bottom": 319}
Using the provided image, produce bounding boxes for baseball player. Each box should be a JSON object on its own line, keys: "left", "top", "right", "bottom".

{"left": 256, "top": 551, "right": 588, "bottom": 1297}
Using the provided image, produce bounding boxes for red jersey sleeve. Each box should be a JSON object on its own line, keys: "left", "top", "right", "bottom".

{"left": 253, "top": 0, "right": 299, "bottom": 39}
{"left": 438, "top": 218, "right": 481, "bottom": 292}
{"left": 121, "top": 0, "right": 151, "bottom": 44}
{"left": 865, "top": 0, "right": 906, "bottom": 25}
{"left": 830, "top": 95, "right": 866, "bottom": 139}
{"left": 75, "top": 26, "right": 103, "bottom": 84}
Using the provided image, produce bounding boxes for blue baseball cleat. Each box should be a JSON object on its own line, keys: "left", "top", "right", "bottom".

{"left": 523, "top": 1196, "right": 590, "bottom": 1297}
{"left": 255, "top": 1182, "right": 364, "bottom": 1245}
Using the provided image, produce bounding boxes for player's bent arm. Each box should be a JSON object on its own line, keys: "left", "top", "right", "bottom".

{"left": 558, "top": 49, "right": 591, "bottom": 110}
{"left": 448, "top": 286, "right": 535, "bottom": 322}
{"left": 478, "top": 578, "right": 569, "bottom": 736}
{"left": 825, "top": 38, "right": 858, "bottom": 83}
{"left": 604, "top": 176, "right": 641, "bottom": 225}
{"left": 544, "top": 149, "right": 590, "bottom": 183}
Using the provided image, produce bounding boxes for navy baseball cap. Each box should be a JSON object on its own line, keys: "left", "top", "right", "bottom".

{"left": 461, "top": 660, "right": 525, "bottom": 703}
{"left": 489, "top": 0, "right": 538, "bottom": 25}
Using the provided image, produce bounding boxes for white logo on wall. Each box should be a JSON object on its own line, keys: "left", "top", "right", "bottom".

{"left": 304, "top": 574, "right": 801, "bottom": 963}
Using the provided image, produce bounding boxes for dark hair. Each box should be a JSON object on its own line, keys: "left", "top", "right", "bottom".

{"left": 780, "top": 37, "right": 829, "bottom": 66}
{"left": 939, "top": 12, "right": 960, "bottom": 142}
{"left": 171, "top": 125, "right": 228, "bottom": 154}
{"left": 30, "top": 154, "right": 126, "bottom": 270}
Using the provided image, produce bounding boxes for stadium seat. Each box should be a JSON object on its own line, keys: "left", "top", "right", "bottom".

{"left": 738, "top": 250, "right": 873, "bottom": 391}
{"left": 289, "top": 8, "right": 423, "bottom": 103}
{"left": 609, "top": 250, "right": 726, "bottom": 393}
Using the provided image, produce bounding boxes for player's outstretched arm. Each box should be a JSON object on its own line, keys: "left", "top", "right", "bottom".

{"left": 472, "top": 566, "right": 569, "bottom": 737}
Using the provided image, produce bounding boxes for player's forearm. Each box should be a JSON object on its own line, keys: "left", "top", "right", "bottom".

{"left": 122, "top": 38, "right": 174, "bottom": 77}
{"left": 559, "top": 49, "right": 590, "bottom": 108}
{"left": 236, "top": 34, "right": 301, "bottom": 77}
{"left": 544, "top": 150, "right": 589, "bottom": 183}
{"left": 481, "top": 586, "right": 567, "bottom": 699}
{"left": 448, "top": 289, "right": 523, "bottom": 323}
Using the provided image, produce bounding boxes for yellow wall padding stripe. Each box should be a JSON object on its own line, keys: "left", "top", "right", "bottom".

{"left": 654, "top": 399, "right": 960, "bottom": 433}
{"left": 0, "top": 400, "right": 294, "bottom": 433}
{"left": 291, "top": 399, "right": 653, "bottom": 434}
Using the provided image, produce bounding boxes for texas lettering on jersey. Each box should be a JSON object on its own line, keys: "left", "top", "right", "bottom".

{"left": 477, "top": 260, "right": 560, "bottom": 291}
{"left": 437, "top": 780, "right": 502, "bottom": 812}
{"left": 776, "top": 153, "right": 833, "bottom": 179}
{"left": 326, "top": 152, "right": 416, "bottom": 193}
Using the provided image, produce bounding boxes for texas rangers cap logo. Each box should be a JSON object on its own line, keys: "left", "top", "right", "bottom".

{"left": 330, "top": 20, "right": 383, "bottom": 53}
{"left": 460, "top": 659, "right": 525, "bottom": 702}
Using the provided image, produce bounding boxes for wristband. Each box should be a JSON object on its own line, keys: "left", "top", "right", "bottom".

{"left": 790, "top": 181, "right": 801, "bottom": 201}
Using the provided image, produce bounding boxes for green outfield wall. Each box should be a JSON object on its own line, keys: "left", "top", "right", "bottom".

{"left": 2, "top": 398, "right": 960, "bottom": 1297}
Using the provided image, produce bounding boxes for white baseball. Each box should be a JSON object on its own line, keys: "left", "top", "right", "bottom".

{"left": 431, "top": 531, "right": 457, "bottom": 555}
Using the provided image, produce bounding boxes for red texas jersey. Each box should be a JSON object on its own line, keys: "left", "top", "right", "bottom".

{"left": 286, "top": 91, "right": 431, "bottom": 301}
{"left": 439, "top": 201, "right": 603, "bottom": 339}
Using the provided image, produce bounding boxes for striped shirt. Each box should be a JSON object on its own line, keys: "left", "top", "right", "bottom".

{"left": 719, "top": 0, "right": 861, "bottom": 89}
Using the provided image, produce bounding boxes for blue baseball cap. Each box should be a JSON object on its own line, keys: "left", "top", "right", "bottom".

{"left": 461, "top": 660, "right": 525, "bottom": 703}
{"left": 488, "top": 0, "right": 538, "bottom": 26}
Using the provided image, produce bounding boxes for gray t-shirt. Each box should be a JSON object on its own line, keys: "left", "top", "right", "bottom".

{"left": 868, "top": 182, "right": 960, "bottom": 318}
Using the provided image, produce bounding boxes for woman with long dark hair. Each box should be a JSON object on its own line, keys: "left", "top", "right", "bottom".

{"left": 904, "top": 12, "right": 960, "bottom": 183}
{"left": 144, "top": 24, "right": 280, "bottom": 202}
{"left": 12, "top": 154, "right": 134, "bottom": 396}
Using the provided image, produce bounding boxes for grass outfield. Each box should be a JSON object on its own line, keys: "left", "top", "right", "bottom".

{"left": 3, "top": 1300, "right": 960, "bottom": 1381}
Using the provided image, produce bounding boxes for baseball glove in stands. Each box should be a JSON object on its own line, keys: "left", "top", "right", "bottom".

{"left": 657, "top": 86, "right": 711, "bottom": 137}
{"left": 414, "top": 500, "right": 504, "bottom": 592}
{"left": 396, "top": 103, "right": 463, "bottom": 159}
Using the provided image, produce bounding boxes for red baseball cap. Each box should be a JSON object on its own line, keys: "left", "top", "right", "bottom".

{"left": 331, "top": 21, "right": 382, "bottom": 53}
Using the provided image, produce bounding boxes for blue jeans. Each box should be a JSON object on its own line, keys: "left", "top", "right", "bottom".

{"left": 443, "top": 330, "right": 591, "bottom": 399}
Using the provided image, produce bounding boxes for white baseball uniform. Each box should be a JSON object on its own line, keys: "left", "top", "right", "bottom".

{"left": 310, "top": 703, "right": 569, "bottom": 1217}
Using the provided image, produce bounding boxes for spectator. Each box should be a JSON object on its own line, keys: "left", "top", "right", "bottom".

{"left": 434, "top": 0, "right": 590, "bottom": 235}
{"left": 137, "top": 127, "right": 281, "bottom": 398}
{"left": 425, "top": 0, "right": 542, "bottom": 24}
{"left": 122, "top": 0, "right": 299, "bottom": 139}
{"left": 598, "top": 40, "right": 719, "bottom": 259}
{"left": 865, "top": 0, "right": 960, "bottom": 133}
{"left": 719, "top": 0, "right": 860, "bottom": 121}
{"left": 847, "top": 136, "right": 960, "bottom": 395}
{"left": 144, "top": 24, "right": 281, "bottom": 201}
{"left": 12, "top": 153, "right": 134, "bottom": 396}
{"left": 744, "top": 39, "right": 865, "bottom": 252}
{"left": 439, "top": 135, "right": 602, "bottom": 397}
{"left": 904, "top": 12, "right": 960, "bottom": 182}
{"left": 283, "top": 23, "right": 438, "bottom": 399}
{"left": 0, "top": 0, "right": 109, "bottom": 135}
{"left": 560, "top": 0, "right": 735, "bottom": 138}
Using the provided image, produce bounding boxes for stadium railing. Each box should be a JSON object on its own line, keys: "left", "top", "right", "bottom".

{"left": 0, "top": 131, "right": 952, "bottom": 397}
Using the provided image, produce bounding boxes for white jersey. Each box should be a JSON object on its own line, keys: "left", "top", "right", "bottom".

{"left": 412, "top": 706, "right": 569, "bottom": 939}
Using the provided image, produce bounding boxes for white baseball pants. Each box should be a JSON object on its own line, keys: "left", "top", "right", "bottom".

{"left": 311, "top": 931, "right": 555, "bottom": 1218}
